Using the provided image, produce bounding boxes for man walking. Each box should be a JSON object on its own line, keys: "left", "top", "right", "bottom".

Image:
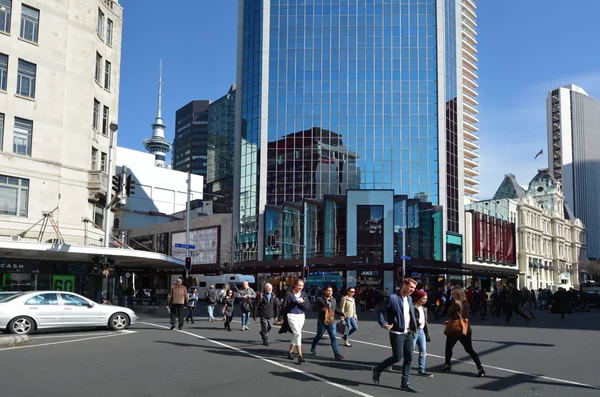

{"left": 504, "top": 283, "right": 530, "bottom": 324}
{"left": 372, "top": 278, "right": 418, "bottom": 393}
{"left": 310, "top": 286, "right": 345, "bottom": 360}
{"left": 204, "top": 285, "right": 218, "bottom": 322}
{"left": 253, "top": 283, "right": 279, "bottom": 346}
{"left": 167, "top": 278, "right": 189, "bottom": 330}
{"left": 239, "top": 281, "right": 256, "bottom": 330}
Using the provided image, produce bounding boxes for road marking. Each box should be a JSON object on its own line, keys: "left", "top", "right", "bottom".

{"left": 140, "top": 322, "right": 376, "bottom": 397}
{"left": 0, "top": 330, "right": 136, "bottom": 351}
{"left": 140, "top": 318, "right": 599, "bottom": 390}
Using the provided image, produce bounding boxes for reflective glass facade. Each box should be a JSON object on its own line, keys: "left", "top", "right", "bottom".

{"left": 173, "top": 101, "right": 210, "bottom": 178}
{"left": 236, "top": 0, "right": 464, "bottom": 261}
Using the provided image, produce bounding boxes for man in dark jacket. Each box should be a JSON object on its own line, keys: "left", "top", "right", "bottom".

{"left": 309, "top": 286, "right": 346, "bottom": 360}
{"left": 372, "top": 278, "right": 418, "bottom": 393}
{"left": 505, "top": 283, "right": 530, "bottom": 324}
{"left": 253, "top": 283, "right": 279, "bottom": 346}
{"left": 551, "top": 288, "right": 569, "bottom": 319}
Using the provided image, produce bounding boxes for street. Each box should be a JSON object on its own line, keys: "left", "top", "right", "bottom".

{"left": 0, "top": 305, "right": 598, "bottom": 397}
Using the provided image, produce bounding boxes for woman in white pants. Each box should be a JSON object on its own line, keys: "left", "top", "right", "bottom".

{"left": 278, "top": 278, "right": 311, "bottom": 364}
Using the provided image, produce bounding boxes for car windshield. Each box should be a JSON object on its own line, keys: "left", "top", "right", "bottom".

{"left": 0, "top": 293, "right": 24, "bottom": 303}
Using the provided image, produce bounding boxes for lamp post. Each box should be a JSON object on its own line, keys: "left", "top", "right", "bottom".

{"left": 104, "top": 121, "right": 118, "bottom": 248}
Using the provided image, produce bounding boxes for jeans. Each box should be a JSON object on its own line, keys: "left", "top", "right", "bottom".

{"left": 241, "top": 311, "right": 250, "bottom": 327}
{"left": 375, "top": 332, "right": 414, "bottom": 386}
{"left": 186, "top": 305, "right": 195, "bottom": 323}
{"left": 344, "top": 317, "right": 358, "bottom": 341}
{"left": 413, "top": 329, "right": 427, "bottom": 372}
{"left": 311, "top": 319, "right": 340, "bottom": 356}
{"left": 445, "top": 333, "right": 482, "bottom": 369}
{"left": 207, "top": 305, "right": 215, "bottom": 321}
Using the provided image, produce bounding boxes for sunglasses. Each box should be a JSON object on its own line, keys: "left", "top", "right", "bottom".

{"left": 349, "top": 291, "right": 355, "bottom": 293}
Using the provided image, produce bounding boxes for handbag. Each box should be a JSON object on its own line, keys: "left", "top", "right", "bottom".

{"left": 443, "top": 303, "right": 469, "bottom": 337}
{"left": 324, "top": 308, "right": 335, "bottom": 325}
{"left": 336, "top": 319, "right": 348, "bottom": 335}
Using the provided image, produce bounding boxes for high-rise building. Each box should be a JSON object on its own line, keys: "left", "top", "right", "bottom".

{"left": 143, "top": 60, "right": 172, "bottom": 168}
{"left": 207, "top": 85, "right": 236, "bottom": 213}
{"left": 172, "top": 100, "right": 210, "bottom": 177}
{"left": 234, "top": 0, "right": 479, "bottom": 262}
{"left": 0, "top": 0, "right": 122, "bottom": 245}
{"left": 547, "top": 84, "right": 600, "bottom": 259}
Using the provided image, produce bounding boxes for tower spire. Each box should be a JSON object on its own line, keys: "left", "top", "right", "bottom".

{"left": 143, "top": 59, "right": 171, "bottom": 167}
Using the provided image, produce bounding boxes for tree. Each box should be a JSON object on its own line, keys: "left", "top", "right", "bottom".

{"left": 579, "top": 259, "right": 600, "bottom": 279}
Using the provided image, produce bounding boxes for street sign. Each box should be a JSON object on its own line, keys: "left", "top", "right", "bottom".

{"left": 175, "top": 243, "right": 196, "bottom": 250}
{"left": 400, "top": 256, "right": 411, "bottom": 260}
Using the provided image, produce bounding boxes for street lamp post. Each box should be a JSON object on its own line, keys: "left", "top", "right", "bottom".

{"left": 104, "top": 121, "right": 119, "bottom": 248}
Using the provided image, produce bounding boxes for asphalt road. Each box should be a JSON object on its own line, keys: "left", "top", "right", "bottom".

{"left": 0, "top": 305, "right": 598, "bottom": 397}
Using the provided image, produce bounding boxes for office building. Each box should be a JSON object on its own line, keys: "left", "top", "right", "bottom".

{"left": 172, "top": 100, "right": 210, "bottom": 177}
{"left": 207, "top": 85, "right": 236, "bottom": 213}
{"left": 547, "top": 84, "right": 600, "bottom": 259}
{"left": 234, "top": 0, "right": 480, "bottom": 264}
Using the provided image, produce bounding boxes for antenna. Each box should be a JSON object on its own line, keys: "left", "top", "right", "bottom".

{"left": 157, "top": 59, "right": 163, "bottom": 119}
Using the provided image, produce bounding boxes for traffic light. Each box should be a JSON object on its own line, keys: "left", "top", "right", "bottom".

{"left": 102, "top": 262, "right": 110, "bottom": 276}
{"left": 397, "top": 267, "right": 403, "bottom": 279}
{"left": 303, "top": 265, "right": 309, "bottom": 280}
{"left": 125, "top": 174, "right": 136, "bottom": 196}
{"left": 111, "top": 174, "right": 122, "bottom": 196}
{"left": 185, "top": 257, "right": 192, "bottom": 271}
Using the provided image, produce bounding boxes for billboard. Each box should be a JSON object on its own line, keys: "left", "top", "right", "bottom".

{"left": 172, "top": 227, "right": 219, "bottom": 265}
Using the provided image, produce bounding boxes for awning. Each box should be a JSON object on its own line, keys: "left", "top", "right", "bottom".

{"left": 0, "top": 239, "right": 184, "bottom": 269}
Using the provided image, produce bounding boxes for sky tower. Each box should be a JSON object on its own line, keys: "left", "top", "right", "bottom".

{"left": 143, "top": 60, "right": 171, "bottom": 167}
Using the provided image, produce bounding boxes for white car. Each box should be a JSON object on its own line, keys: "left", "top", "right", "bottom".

{"left": 0, "top": 291, "right": 138, "bottom": 335}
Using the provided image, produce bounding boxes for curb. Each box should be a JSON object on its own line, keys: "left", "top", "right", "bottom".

{"left": 0, "top": 335, "right": 31, "bottom": 347}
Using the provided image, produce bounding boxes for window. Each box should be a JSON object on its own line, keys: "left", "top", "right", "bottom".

{"left": 0, "top": 53, "right": 7, "bottom": 91}
{"left": 19, "top": 4, "right": 38, "bottom": 43}
{"left": 0, "top": 0, "right": 10, "bottom": 34}
{"left": 97, "top": 8, "right": 103, "bottom": 37}
{"left": 60, "top": 294, "right": 89, "bottom": 306}
{"left": 16, "top": 59, "right": 35, "bottom": 98}
{"left": 13, "top": 117, "right": 32, "bottom": 156}
{"left": 92, "top": 99, "right": 100, "bottom": 130}
{"left": 0, "top": 174, "right": 29, "bottom": 216}
{"left": 25, "top": 293, "right": 59, "bottom": 305}
{"left": 106, "top": 18, "right": 113, "bottom": 45}
{"left": 102, "top": 106, "right": 109, "bottom": 135}
{"left": 91, "top": 147, "right": 98, "bottom": 170}
{"left": 100, "top": 151, "right": 107, "bottom": 172}
{"left": 104, "top": 60, "right": 111, "bottom": 90}
{"left": 95, "top": 52, "right": 102, "bottom": 83}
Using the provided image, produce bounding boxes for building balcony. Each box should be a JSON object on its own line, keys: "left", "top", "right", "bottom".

{"left": 462, "top": 22, "right": 477, "bottom": 39}
{"left": 464, "top": 120, "right": 479, "bottom": 135}
{"left": 463, "top": 91, "right": 479, "bottom": 106}
{"left": 464, "top": 156, "right": 479, "bottom": 167}
{"left": 464, "top": 175, "right": 480, "bottom": 186}
{"left": 463, "top": 74, "right": 479, "bottom": 89}
{"left": 462, "top": 48, "right": 478, "bottom": 65}
{"left": 463, "top": 57, "right": 478, "bottom": 72}
{"left": 464, "top": 102, "right": 479, "bottom": 116}
{"left": 461, "top": 9, "right": 477, "bottom": 26}
{"left": 462, "top": 28, "right": 478, "bottom": 46}
{"left": 464, "top": 136, "right": 479, "bottom": 150}
{"left": 463, "top": 0, "right": 477, "bottom": 16}
{"left": 464, "top": 111, "right": 479, "bottom": 124}
{"left": 462, "top": 38, "right": 478, "bottom": 56}
{"left": 464, "top": 147, "right": 480, "bottom": 159}
{"left": 88, "top": 170, "right": 108, "bottom": 203}
{"left": 465, "top": 185, "right": 480, "bottom": 195}
{"left": 463, "top": 65, "right": 477, "bottom": 81}
{"left": 464, "top": 165, "right": 480, "bottom": 176}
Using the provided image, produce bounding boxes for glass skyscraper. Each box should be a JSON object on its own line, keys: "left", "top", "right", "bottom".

{"left": 234, "top": 0, "right": 479, "bottom": 262}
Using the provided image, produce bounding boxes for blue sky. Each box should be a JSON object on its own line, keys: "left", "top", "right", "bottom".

{"left": 117, "top": 0, "right": 600, "bottom": 199}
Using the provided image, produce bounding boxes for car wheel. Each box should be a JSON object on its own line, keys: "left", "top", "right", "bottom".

{"left": 8, "top": 316, "right": 35, "bottom": 335}
{"left": 108, "top": 313, "right": 129, "bottom": 331}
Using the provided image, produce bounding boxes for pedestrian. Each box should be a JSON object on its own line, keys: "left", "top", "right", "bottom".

{"left": 504, "top": 283, "right": 530, "bottom": 324}
{"left": 442, "top": 286, "right": 485, "bottom": 377}
{"left": 149, "top": 286, "right": 158, "bottom": 308}
{"left": 204, "top": 285, "right": 218, "bottom": 322}
{"left": 371, "top": 278, "right": 419, "bottom": 393}
{"left": 219, "top": 284, "right": 229, "bottom": 321}
{"left": 167, "top": 278, "right": 189, "bottom": 330}
{"left": 238, "top": 281, "right": 256, "bottom": 331}
{"left": 310, "top": 286, "right": 346, "bottom": 360}
{"left": 221, "top": 289, "right": 235, "bottom": 331}
{"left": 278, "top": 278, "right": 311, "bottom": 364}
{"left": 125, "top": 285, "right": 134, "bottom": 309}
{"left": 551, "top": 287, "right": 569, "bottom": 319}
{"left": 411, "top": 289, "right": 433, "bottom": 378}
{"left": 253, "top": 283, "right": 279, "bottom": 346}
{"left": 186, "top": 287, "right": 198, "bottom": 324}
{"left": 520, "top": 287, "right": 536, "bottom": 319}
{"left": 340, "top": 286, "right": 358, "bottom": 347}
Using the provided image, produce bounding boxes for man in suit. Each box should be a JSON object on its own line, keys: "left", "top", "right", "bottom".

{"left": 309, "top": 285, "right": 346, "bottom": 360}
{"left": 372, "top": 278, "right": 418, "bottom": 393}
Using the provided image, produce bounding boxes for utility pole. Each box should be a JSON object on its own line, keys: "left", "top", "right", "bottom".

{"left": 303, "top": 201, "right": 307, "bottom": 271}
{"left": 185, "top": 171, "right": 191, "bottom": 280}
{"left": 104, "top": 122, "right": 118, "bottom": 247}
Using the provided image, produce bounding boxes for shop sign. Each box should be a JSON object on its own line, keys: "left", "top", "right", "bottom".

{"left": 358, "top": 270, "right": 380, "bottom": 277}
{"left": 0, "top": 261, "right": 40, "bottom": 273}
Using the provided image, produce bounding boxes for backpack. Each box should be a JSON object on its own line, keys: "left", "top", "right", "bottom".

{"left": 205, "top": 289, "right": 217, "bottom": 305}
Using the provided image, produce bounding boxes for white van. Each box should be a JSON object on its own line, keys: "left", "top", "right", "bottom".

{"left": 190, "top": 274, "right": 256, "bottom": 300}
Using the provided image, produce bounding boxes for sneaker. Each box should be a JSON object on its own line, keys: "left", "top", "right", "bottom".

{"left": 309, "top": 350, "right": 317, "bottom": 356}
{"left": 372, "top": 366, "right": 381, "bottom": 385}
{"left": 400, "top": 383, "right": 418, "bottom": 393}
{"left": 335, "top": 354, "right": 345, "bottom": 360}
{"left": 169, "top": 325, "right": 175, "bottom": 330}
{"left": 417, "top": 371, "right": 433, "bottom": 378}
{"left": 263, "top": 341, "right": 269, "bottom": 346}
{"left": 178, "top": 325, "right": 183, "bottom": 330}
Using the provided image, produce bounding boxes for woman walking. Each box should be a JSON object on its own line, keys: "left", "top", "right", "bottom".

{"left": 442, "top": 286, "right": 485, "bottom": 377}
{"left": 221, "top": 289, "right": 235, "bottom": 331}
{"left": 340, "top": 287, "right": 358, "bottom": 347}
{"left": 412, "top": 289, "right": 433, "bottom": 377}
{"left": 278, "top": 278, "right": 311, "bottom": 364}
{"left": 186, "top": 287, "right": 199, "bottom": 324}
